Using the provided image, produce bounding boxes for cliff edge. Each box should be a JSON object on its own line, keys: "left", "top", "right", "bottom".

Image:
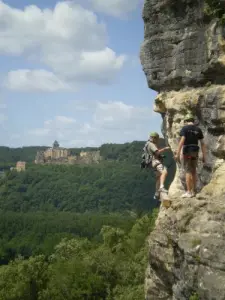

{"left": 140, "top": 1, "right": 225, "bottom": 299}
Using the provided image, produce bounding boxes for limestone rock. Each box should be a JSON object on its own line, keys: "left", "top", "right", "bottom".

{"left": 140, "top": 0, "right": 225, "bottom": 298}
{"left": 145, "top": 196, "right": 225, "bottom": 300}
{"left": 154, "top": 86, "right": 225, "bottom": 196}
{"left": 140, "top": 0, "right": 225, "bottom": 92}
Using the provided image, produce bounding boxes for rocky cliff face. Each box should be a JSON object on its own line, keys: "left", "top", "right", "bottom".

{"left": 140, "top": 0, "right": 225, "bottom": 299}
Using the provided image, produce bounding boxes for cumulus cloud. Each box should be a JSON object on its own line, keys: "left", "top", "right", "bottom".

{"left": 93, "top": 101, "right": 151, "bottom": 130}
{"left": 47, "top": 47, "right": 126, "bottom": 85}
{"left": 4, "top": 70, "right": 70, "bottom": 92}
{"left": 0, "top": 1, "right": 126, "bottom": 91}
{"left": 90, "top": 0, "right": 140, "bottom": 17}
{"left": 28, "top": 115, "right": 77, "bottom": 141}
{"left": 54, "top": 116, "right": 76, "bottom": 124}
{"left": 24, "top": 100, "right": 155, "bottom": 147}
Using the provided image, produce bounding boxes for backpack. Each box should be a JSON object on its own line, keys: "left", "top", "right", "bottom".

{"left": 140, "top": 141, "right": 153, "bottom": 169}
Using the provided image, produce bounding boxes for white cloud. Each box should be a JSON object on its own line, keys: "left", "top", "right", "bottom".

{"left": 0, "top": 1, "right": 126, "bottom": 91}
{"left": 90, "top": 0, "right": 140, "bottom": 17}
{"left": 23, "top": 100, "right": 156, "bottom": 147}
{"left": 47, "top": 47, "right": 126, "bottom": 85}
{"left": 0, "top": 1, "right": 106, "bottom": 55}
{"left": 78, "top": 123, "right": 96, "bottom": 134}
{"left": 93, "top": 101, "right": 150, "bottom": 130}
{"left": 55, "top": 116, "right": 76, "bottom": 124}
{"left": 28, "top": 115, "right": 77, "bottom": 140}
{"left": 4, "top": 70, "right": 70, "bottom": 92}
{"left": 29, "top": 128, "right": 50, "bottom": 137}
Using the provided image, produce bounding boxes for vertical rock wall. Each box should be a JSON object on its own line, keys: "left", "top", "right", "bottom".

{"left": 140, "top": 1, "right": 225, "bottom": 299}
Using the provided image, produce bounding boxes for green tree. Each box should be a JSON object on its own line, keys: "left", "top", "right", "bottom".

{"left": 0, "top": 255, "right": 48, "bottom": 300}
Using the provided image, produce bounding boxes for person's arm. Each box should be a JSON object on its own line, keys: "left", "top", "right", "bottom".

{"left": 176, "top": 136, "right": 185, "bottom": 159}
{"left": 175, "top": 127, "right": 186, "bottom": 161}
{"left": 198, "top": 129, "right": 206, "bottom": 163}
{"left": 157, "top": 146, "right": 170, "bottom": 154}
{"left": 147, "top": 142, "right": 169, "bottom": 158}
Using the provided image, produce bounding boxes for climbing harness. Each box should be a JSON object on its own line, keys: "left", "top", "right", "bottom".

{"left": 182, "top": 144, "right": 200, "bottom": 160}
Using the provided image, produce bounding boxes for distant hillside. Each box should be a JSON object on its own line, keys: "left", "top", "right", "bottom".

{"left": 0, "top": 146, "right": 48, "bottom": 168}
{"left": 0, "top": 140, "right": 175, "bottom": 213}
{"left": 0, "top": 139, "right": 167, "bottom": 167}
{"left": 0, "top": 163, "right": 159, "bottom": 213}
{"left": 0, "top": 140, "right": 175, "bottom": 266}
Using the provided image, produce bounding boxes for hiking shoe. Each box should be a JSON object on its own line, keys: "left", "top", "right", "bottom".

{"left": 158, "top": 187, "right": 168, "bottom": 193}
{"left": 181, "top": 191, "right": 193, "bottom": 198}
{"left": 154, "top": 192, "right": 160, "bottom": 200}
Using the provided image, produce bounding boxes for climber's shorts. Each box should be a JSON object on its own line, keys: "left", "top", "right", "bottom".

{"left": 183, "top": 151, "right": 198, "bottom": 173}
{"left": 152, "top": 160, "right": 167, "bottom": 175}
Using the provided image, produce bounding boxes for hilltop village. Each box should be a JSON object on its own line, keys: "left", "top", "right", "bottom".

{"left": 5, "top": 141, "right": 102, "bottom": 173}
{"left": 34, "top": 141, "right": 102, "bottom": 165}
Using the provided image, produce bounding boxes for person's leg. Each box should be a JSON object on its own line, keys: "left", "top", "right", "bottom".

{"left": 156, "top": 174, "right": 160, "bottom": 191}
{"left": 160, "top": 169, "right": 168, "bottom": 188}
{"left": 192, "top": 169, "right": 197, "bottom": 195}
{"left": 186, "top": 171, "right": 192, "bottom": 193}
{"left": 156, "top": 165, "right": 168, "bottom": 192}
{"left": 154, "top": 173, "right": 160, "bottom": 199}
{"left": 191, "top": 163, "right": 197, "bottom": 195}
{"left": 182, "top": 158, "right": 194, "bottom": 198}
{"left": 191, "top": 152, "right": 198, "bottom": 195}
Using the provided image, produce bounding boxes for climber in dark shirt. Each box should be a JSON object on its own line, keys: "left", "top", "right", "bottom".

{"left": 175, "top": 113, "right": 206, "bottom": 198}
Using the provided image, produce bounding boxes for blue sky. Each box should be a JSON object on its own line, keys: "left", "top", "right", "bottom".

{"left": 0, "top": 0, "right": 160, "bottom": 148}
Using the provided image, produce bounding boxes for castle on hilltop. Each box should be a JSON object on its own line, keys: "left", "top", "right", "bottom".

{"left": 35, "top": 141, "right": 102, "bottom": 165}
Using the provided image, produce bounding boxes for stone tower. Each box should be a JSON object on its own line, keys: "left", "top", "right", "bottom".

{"left": 53, "top": 140, "right": 59, "bottom": 149}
